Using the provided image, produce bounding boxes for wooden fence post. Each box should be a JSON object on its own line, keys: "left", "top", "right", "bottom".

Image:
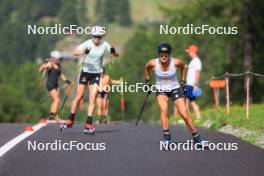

{"left": 225, "top": 73, "right": 230, "bottom": 114}
{"left": 246, "top": 74, "right": 250, "bottom": 119}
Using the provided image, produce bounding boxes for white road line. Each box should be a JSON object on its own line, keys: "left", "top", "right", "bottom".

{"left": 0, "top": 123, "right": 47, "bottom": 158}
{"left": 47, "top": 119, "right": 65, "bottom": 124}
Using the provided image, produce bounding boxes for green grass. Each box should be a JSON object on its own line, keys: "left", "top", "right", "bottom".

{"left": 199, "top": 104, "right": 264, "bottom": 131}
{"left": 169, "top": 104, "right": 264, "bottom": 147}
{"left": 197, "top": 104, "right": 264, "bottom": 147}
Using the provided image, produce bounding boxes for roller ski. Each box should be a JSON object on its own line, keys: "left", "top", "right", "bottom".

{"left": 161, "top": 139, "right": 173, "bottom": 151}
{"left": 162, "top": 131, "right": 172, "bottom": 151}
{"left": 48, "top": 115, "right": 55, "bottom": 121}
{"left": 195, "top": 140, "right": 209, "bottom": 150}
{"left": 59, "top": 119, "right": 74, "bottom": 131}
{"left": 83, "top": 123, "right": 95, "bottom": 135}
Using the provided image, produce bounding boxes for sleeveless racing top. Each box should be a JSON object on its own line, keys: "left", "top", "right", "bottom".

{"left": 155, "top": 58, "right": 180, "bottom": 91}
{"left": 47, "top": 65, "right": 61, "bottom": 88}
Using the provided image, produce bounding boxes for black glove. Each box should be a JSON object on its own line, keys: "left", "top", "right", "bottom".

{"left": 110, "top": 47, "right": 116, "bottom": 54}
{"left": 180, "top": 80, "right": 187, "bottom": 94}
{"left": 144, "top": 80, "right": 152, "bottom": 94}
{"left": 110, "top": 47, "right": 119, "bottom": 57}
{"left": 65, "top": 80, "right": 71, "bottom": 84}
{"left": 84, "top": 48, "right": 90, "bottom": 54}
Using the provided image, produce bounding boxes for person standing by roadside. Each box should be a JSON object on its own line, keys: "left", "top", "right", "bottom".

{"left": 184, "top": 44, "right": 202, "bottom": 120}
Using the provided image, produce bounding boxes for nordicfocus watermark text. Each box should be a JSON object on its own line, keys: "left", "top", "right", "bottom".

{"left": 27, "top": 140, "right": 106, "bottom": 151}
{"left": 160, "top": 24, "right": 238, "bottom": 35}
{"left": 160, "top": 140, "right": 238, "bottom": 151}
{"left": 93, "top": 82, "right": 174, "bottom": 93}
{"left": 27, "top": 24, "right": 106, "bottom": 35}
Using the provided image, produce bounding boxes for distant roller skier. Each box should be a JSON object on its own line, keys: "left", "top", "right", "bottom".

{"left": 96, "top": 69, "right": 121, "bottom": 124}
{"left": 60, "top": 26, "right": 119, "bottom": 134}
{"left": 39, "top": 51, "right": 71, "bottom": 120}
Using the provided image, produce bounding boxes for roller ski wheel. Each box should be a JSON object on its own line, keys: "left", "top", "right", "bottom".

{"left": 83, "top": 124, "right": 95, "bottom": 135}
{"left": 59, "top": 119, "right": 74, "bottom": 131}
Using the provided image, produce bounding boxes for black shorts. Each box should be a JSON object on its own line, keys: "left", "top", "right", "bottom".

{"left": 97, "top": 91, "right": 108, "bottom": 99}
{"left": 156, "top": 88, "right": 184, "bottom": 102}
{"left": 46, "top": 83, "right": 58, "bottom": 91}
{"left": 79, "top": 71, "right": 100, "bottom": 85}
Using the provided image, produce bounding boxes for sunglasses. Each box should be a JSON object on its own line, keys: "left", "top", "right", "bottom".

{"left": 93, "top": 35, "right": 102, "bottom": 39}
{"left": 159, "top": 53, "right": 169, "bottom": 58}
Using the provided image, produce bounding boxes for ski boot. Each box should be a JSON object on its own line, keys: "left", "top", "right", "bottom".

{"left": 83, "top": 123, "right": 95, "bottom": 135}
{"left": 99, "top": 118, "right": 108, "bottom": 124}
{"left": 195, "top": 140, "right": 209, "bottom": 150}
{"left": 48, "top": 115, "right": 55, "bottom": 121}
{"left": 161, "top": 139, "right": 172, "bottom": 151}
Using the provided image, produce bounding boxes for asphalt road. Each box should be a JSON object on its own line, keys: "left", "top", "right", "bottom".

{"left": 0, "top": 123, "right": 27, "bottom": 147}
{"left": 0, "top": 123, "right": 263, "bottom": 176}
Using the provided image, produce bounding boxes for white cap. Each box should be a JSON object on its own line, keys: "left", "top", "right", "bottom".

{"left": 91, "top": 26, "right": 106, "bottom": 36}
{"left": 50, "top": 50, "right": 61, "bottom": 60}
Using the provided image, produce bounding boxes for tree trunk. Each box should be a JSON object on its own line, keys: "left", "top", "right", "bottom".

{"left": 243, "top": 0, "right": 253, "bottom": 103}
{"left": 226, "top": 44, "right": 232, "bottom": 68}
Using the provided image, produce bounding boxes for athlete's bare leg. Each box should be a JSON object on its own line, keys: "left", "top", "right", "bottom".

{"left": 175, "top": 98, "right": 197, "bottom": 133}
{"left": 156, "top": 95, "right": 169, "bottom": 130}
{"left": 97, "top": 97, "right": 103, "bottom": 116}
{"left": 190, "top": 101, "right": 201, "bottom": 119}
{"left": 49, "top": 89, "right": 60, "bottom": 114}
{"left": 71, "top": 84, "right": 86, "bottom": 113}
{"left": 87, "top": 84, "right": 98, "bottom": 116}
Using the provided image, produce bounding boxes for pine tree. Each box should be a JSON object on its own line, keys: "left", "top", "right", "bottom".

{"left": 58, "top": 0, "right": 79, "bottom": 26}
{"left": 243, "top": 0, "right": 253, "bottom": 103}
{"left": 103, "top": 0, "right": 116, "bottom": 23}
{"left": 116, "top": 0, "right": 132, "bottom": 26}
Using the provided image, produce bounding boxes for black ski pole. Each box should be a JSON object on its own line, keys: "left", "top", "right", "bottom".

{"left": 56, "top": 83, "right": 73, "bottom": 118}
{"left": 135, "top": 92, "right": 151, "bottom": 126}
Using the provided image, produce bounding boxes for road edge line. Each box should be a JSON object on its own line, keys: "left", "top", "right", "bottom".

{"left": 0, "top": 123, "right": 47, "bottom": 158}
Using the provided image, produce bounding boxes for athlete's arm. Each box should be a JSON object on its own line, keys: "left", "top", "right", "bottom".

{"left": 73, "top": 40, "right": 90, "bottom": 56}
{"left": 194, "top": 70, "right": 200, "bottom": 86}
{"left": 38, "top": 62, "right": 51, "bottom": 72}
{"left": 60, "top": 73, "right": 71, "bottom": 84}
{"left": 60, "top": 72, "right": 68, "bottom": 81}
{"left": 174, "top": 58, "right": 187, "bottom": 81}
{"left": 73, "top": 48, "right": 85, "bottom": 56}
{"left": 38, "top": 64, "right": 45, "bottom": 72}
{"left": 193, "top": 70, "right": 200, "bottom": 91}
{"left": 145, "top": 59, "right": 155, "bottom": 81}
{"left": 73, "top": 48, "right": 90, "bottom": 56}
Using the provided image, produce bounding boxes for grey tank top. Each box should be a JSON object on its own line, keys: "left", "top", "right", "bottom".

{"left": 155, "top": 58, "right": 180, "bottom": 91}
